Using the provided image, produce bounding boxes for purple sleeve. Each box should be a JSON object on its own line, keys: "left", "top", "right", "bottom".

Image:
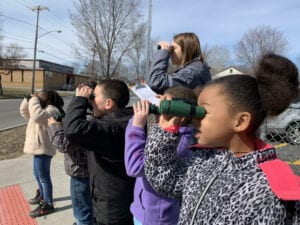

{"left": 177, "top": 126, "right": 194, "bottom": 158}
{"left": 124, "top": 118, "right": 147, "bottom": 177}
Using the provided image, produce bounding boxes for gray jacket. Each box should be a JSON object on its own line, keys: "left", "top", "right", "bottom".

{"left": 148, "top": 50, "right": 211, "bottom": 94}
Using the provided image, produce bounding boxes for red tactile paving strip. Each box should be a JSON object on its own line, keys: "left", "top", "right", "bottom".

{"left": 0, "top": 184, "right": 38, "bottom": 225}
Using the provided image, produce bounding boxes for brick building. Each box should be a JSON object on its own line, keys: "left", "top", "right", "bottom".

{"left": 0, "top": 59, "right": 90, "bottom": 90}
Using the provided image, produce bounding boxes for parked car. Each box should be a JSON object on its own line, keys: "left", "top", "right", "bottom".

{"left": 259, "top": 101, "right": 300, "bottom": 145}
{"left": 60, "top": 84, "right": 75, "bottom": 91}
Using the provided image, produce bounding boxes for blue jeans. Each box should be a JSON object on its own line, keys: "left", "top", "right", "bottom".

{"left": 33, "top": 154, "right": 53, "bottom": 204}
{"left": 70, "top": 176, "right": 93, "bottom": 225}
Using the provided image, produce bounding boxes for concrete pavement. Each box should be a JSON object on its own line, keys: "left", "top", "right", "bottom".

{"left": 0, "top": 143, "right": 299, "bottom": 225}
{"left": 0, "top": 152, "right": 74, "bottom": 225}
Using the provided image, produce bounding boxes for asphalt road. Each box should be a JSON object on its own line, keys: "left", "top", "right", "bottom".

{"left": 0, "top": 99, "right": 26, "bottom": 130}
{"left": 0, "top": 95, "right": 139, "bottom": 131}
{"left": 0, "top": 97, "right": 73, "bottom": 131}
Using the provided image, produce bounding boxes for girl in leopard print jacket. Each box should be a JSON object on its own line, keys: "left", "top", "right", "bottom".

{"left": 144, "top": 53, "right": 300, "bottom": 225}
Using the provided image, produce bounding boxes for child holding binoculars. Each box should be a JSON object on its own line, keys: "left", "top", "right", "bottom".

{"left": 148, "top": 32, "right": 211, "bottom": 94}
{"left": 144, "top": 53, "right": 300, "bottom": 224}
{"left": 125, "top": 85, "right": 198, "bottom": 225}
{"left": 20, "top": 89, "right": 64, "bottom": 218}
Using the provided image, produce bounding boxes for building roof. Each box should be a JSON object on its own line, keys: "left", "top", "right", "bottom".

{"left": 212, "top": 66, "right": 244, "bottom": 79}
{"left": 18, "top": 59, "right": 74, "bottom": 74}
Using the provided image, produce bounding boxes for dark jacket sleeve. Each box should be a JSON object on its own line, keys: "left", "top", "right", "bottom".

{"left": 63, "top": 97, "right": 102, "bottom": 149}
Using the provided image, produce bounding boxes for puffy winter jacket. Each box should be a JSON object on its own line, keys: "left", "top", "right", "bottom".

{"left": 64, "top": 96, "right": 135, "bottom": 225}
{"left": 20, "top": 97, "right": 59, "bottom": 156}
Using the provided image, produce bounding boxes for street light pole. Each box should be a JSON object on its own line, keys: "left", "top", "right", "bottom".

{"left": 146, "top": 0, "right": 152, "bottom": 82}
{"left": 31, "top": 6, "right": 48, "bottom": 94}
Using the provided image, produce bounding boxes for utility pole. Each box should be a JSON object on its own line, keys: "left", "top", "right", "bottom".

{"left": 91, "top": 44, "right": 97, "bottom": 80}
{"left": 30, "top": 6, "right": 48, "bottom": 94}
{"left": 145, "top": 0, "right": 152, "bottom": 82}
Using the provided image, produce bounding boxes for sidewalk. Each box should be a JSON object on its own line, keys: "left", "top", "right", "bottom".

{"left": 0, "top": 152, "right": 74, "bottom": 225}
{"left": 0, "top": 144, "right": 299, "bottom": 225}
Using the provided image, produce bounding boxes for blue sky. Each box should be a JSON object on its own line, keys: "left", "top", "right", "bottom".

{"left": 1, "top": 0, "right": 300, "bottom": 67}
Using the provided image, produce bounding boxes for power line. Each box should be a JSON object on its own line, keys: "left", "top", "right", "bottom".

{"left": 1, "top": 34, "right": 33, "bottom": 44}
{"left": 0, "top": 2, "right": 90, "bottom": 65}
{"left": 1, "top": 14, "right": 77, "bottom": 61}
{"left": 31, "top": 5, "right": 49, "bottom": 93}
{"left": 1, "top": 12, "right": 75, "bottom": 55}
{"left": 3, "top": 31, "right": 33, "bottom": 41}
{"left": 0, "top": 45, "right": 33, "bottom": 50}
{"left": 0, "top": 14, "right": 35, "bottom": 27}
{"left": 38, "top": 50, "right": 76, "bottom": 64}
{"left": 3, "top": 32, "right": 77, "bottom": 62}
{"left": 42, "top": 9, "right": 71, "bottom": 34}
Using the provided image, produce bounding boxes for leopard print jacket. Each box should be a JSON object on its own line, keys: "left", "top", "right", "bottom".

{"left": 144, "top": 124, "right": 300, "bottom": 225}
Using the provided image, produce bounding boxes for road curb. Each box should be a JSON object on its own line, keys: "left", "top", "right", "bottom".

{"left": 0, "top": 123, "right": 27, "bottom": 132}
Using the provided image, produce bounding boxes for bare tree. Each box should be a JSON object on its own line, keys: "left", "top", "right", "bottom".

{"left": 235, "top": 25, "right": 288, "bottom": 74}
{"left": 202, "top": 44, "right": 231, "bottom": 75}
{"left": 126, "top": 23, "right": 147, "bottom": 82}
{"left": 70, "top": 0, "right": 145, "bottom": 79}
{"left": 2, "top": 43, "right": 27, "bottom": 66}
{"left": 0, "top": 14, "right": 4, "bottom": 65}
{"left": 0, "top": 42, "right": 27, "bottom": 95}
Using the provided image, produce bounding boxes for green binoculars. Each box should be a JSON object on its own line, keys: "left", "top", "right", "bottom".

{"left": 149, "top": 100, "right": 206, "bottom": 119}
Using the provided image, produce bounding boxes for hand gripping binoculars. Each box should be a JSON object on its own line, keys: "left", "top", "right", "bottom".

{"left": 149, "top": 100, "right": 206, "bottom": 119}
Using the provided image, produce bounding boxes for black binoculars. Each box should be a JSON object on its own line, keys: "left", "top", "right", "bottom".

{"left": 89, "top": 93, "right": 95, "bottom": 100}
{"left": 157, "top": 45, "right": 174, "bottom": 51}
{"left": 25, "top": 93, "right": 32, "bottom": 101}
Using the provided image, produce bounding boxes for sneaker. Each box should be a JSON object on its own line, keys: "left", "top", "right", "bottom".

{"left": 28, "top": 189, "right": 42, "bottom": 205}
{"left": 29, "top": 200, "right": 55, "bottom": 218}
{"left": 29, "top": 200, "right": 43, "bottom": 217}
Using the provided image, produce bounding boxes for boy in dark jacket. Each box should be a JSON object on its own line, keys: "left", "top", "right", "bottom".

{"left": 64, "top": 79, "right": 135, "bottom": 225}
